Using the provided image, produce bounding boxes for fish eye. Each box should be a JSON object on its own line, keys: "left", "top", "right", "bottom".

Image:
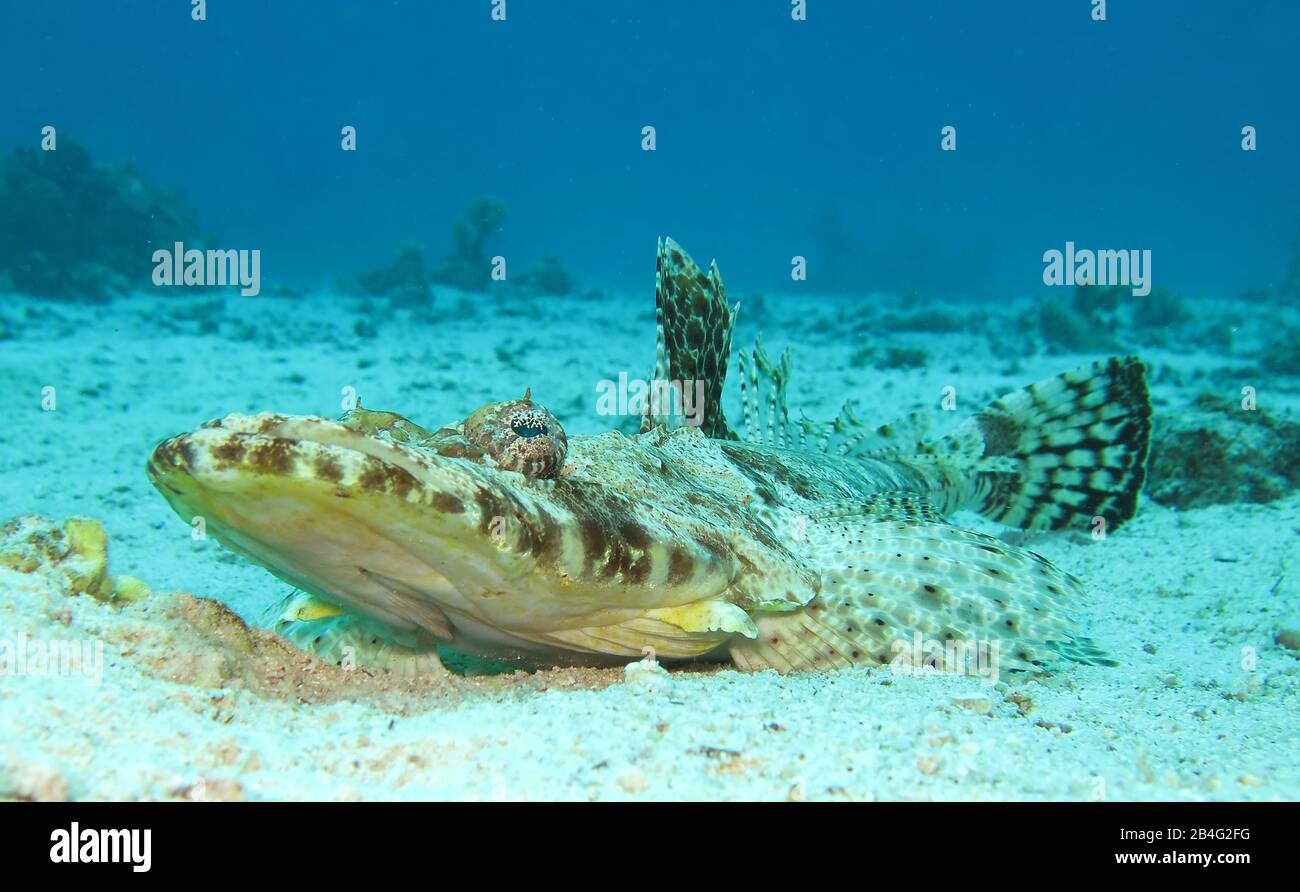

{"left": 464, "top": 392, "right": 566, "bottom": 478}
{"left": 508, "top": 410, "right": 549, "bottom": 439}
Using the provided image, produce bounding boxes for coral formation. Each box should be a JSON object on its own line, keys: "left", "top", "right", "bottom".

{"left": 1131, "top": 287, "right": 1191, "bottom": 329}
{"left": 0, "top": 138, "right": 206, "bottom": 300}
{"left": 1146, "top": 393, "right": 1300, "bottom": 509}
{"left": 512, "top": 255, "right": 575, "bottom": 296}
{"left": 350, "top": 197, "right": 578, "bottom": 300}
{"left": 0, "top": 514, "right": 151, "bottom": 602}
{"left": 432, "top": 196, "right": 506, "bottom": 291}
{"left": 345, "top": 242, "right": 432, "bottom": 307}
{"left": 1036, "top": 284, "right": 1123, "bottom": 353}
{"left": 1034, "top": 285, "right": 1200, "bottom": 353}
{"left": 1037, "top": 299, "right": 1111, "bottom": 352}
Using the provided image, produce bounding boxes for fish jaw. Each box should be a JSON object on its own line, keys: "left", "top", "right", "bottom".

{"left": 146, "top": 412, "right": 740, "bottom": 661}
{"left": 147, "top": 412, "right": 497, "bottom": 639}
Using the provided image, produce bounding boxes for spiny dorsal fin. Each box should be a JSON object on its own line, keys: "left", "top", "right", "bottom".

{"left": 738, "top": 334, "right": 796, "bottom": 448}
{"left": 641, "top": 237, "right": 739, "bottom": 439}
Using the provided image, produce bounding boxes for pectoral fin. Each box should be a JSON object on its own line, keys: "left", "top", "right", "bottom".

{"left": 278, "top": 591, "right": 348, "bottom": 622}
{"left": 645, "top": 600, "right": 758, "bottom": 638}
{"left": 729, "top": 505, "right": 1116, "bottom": 674}
{"left": 265, "top": 589, "right": 448, "bottom": 677}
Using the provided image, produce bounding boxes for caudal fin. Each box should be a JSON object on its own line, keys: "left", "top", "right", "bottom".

{"left": 955, "top": 356, "right": 1152, "bottom": 532}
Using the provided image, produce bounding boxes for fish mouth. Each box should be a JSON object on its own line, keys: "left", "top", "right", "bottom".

{"left": 146, "top": 411, "right": 611, "bottom": 646}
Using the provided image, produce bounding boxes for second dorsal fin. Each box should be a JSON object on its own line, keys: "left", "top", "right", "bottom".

{"left": 738, "top": 334, "right": 796, "bottom": 448}
{"left": 798, "top": 403, "right": 934, "bottom": 459}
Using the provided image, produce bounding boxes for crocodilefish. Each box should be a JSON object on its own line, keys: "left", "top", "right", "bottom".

{"left": 147, "top": 239, "right": 1152, "bottom": 676}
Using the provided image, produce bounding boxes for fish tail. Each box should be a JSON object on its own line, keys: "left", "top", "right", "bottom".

{"left": 954, "top": 356, "right": 1152, "bottom": 532}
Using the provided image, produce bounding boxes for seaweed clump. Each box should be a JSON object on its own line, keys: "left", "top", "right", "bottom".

{"left": 0, "top": 138, "right": 205, "bottom": 300}
{"left": 1146, "top": 393, "right": 1300, "bottom": 509}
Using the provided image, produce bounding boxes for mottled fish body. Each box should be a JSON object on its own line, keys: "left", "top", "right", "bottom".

{"left": 148, "top": 239, "right": 1151, "bottom": 675}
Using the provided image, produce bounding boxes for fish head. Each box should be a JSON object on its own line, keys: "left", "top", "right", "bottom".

{"left": 145, "top": 398, "right": 794, "bottom": 663}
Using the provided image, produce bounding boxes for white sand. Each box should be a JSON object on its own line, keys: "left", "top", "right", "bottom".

{"left": 1, "top": 286, "right": 1297, "bottom": 801}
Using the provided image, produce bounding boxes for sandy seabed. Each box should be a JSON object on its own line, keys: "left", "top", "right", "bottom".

{"left": 1, "top": 286, "right": 1297, "bottom": 801}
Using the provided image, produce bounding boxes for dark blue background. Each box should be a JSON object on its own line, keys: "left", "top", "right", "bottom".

{"left": 2, "top": 0, "right": 1296, "bottom": 297}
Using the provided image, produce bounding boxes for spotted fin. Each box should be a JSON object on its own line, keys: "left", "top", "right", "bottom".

{"left": 949, "top": 356, "right": 1152, "bottom": 531}
{"left": 729, "top": 502, "right": 1115, "bottom": 674}
{"left": 642, "top": 238, "right": 739, "bottom": 439}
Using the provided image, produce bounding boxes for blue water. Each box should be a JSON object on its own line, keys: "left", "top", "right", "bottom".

{"left": 4, "top": 2, "right": 1300, "bottom": 808}
{"left": 2, "top": 0, "right": 1297, "bottom": 298}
